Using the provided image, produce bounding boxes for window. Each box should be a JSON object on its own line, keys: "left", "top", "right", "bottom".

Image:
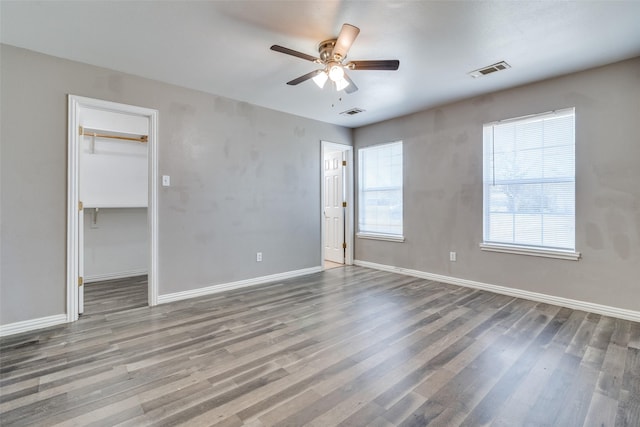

{"left": 358, "top": 141, "right": 403, "bottom": 241}
{"left": 482, "top": 108, "right": 579, "bottom": 260}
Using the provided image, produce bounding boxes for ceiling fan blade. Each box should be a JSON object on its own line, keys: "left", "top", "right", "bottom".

{"left": 343, "top": 72, "right": 358, "bottom": 94}
{"left": 286, "top": 69, "right": 323, "bottom": 86}
{"left": 270, "top": 45, "right": 319, "bottom": 62}
{"left": 348, "top": 60, "right": 400, "bottom": 71}
{"left": 332, "top": 24, "right": 360, "bottom": 60}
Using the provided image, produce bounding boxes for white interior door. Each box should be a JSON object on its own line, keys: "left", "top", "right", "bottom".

{"left": 324, "top": 150, "right": 345, "bottom": 264}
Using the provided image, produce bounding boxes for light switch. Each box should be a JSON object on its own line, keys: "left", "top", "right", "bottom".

{"left": 162, "top": 175, "right": 171, "bottom": 187}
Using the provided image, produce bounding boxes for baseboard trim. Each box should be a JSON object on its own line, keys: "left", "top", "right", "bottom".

{"left": 85, "top": 269, "right": 148, "bottom": 283}
{"left": 0, "top": 314, "right": 68, "bottom": 337}
{"left": 354, "top": 260, "right": 640, "bottom": 323}
{"left": 157, "top": 266, "right": 323, "bottom": 305}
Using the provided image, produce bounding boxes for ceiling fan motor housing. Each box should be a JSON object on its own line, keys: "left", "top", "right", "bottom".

{"left": 319, "top": 39, "right": 340, "bottom": 62}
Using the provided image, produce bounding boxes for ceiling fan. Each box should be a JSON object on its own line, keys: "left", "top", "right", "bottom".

{"left": 270, "top": 23, "right": 400, "bottom": 94}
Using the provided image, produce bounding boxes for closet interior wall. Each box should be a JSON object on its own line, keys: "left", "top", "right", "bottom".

{"left": 79, "top": 109, "right": 149, "bottom": 282}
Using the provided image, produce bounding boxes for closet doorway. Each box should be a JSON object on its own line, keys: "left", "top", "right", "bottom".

{"left": 67, "top": 96, "right": 159, "bottom": 322}
{"left": 321, "top": 141, "right": 354, "bottom": 269}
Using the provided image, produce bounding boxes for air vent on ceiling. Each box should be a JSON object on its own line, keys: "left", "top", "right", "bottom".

{"left": 468, "top": 61, "right": 511, "bottom": 78}
{"left": 340, "top": 107, "right": 365, "bottom": 116}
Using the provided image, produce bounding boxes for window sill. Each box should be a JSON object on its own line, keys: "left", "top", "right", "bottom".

{"left": 357, "top": 233, "right": 405, "bottom": 243}
{"left": 480, "top": 243, "right": 581, "bottom": 261}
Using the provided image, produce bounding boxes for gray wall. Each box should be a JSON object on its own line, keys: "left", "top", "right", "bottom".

{"left": 84, "top": 208, "right": 148, "bottom": 281}
{"left": 0, "top": 44, "right": 351, "bottom": 325}
{"left": 354, "top": 57, "right": 640, "bottom": 312}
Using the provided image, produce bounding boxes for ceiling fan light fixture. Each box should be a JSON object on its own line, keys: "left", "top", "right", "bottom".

{"left": 335, "top": 77, "right": 350, "bottom": 91}
{"left": 312, "top": 71, "right": 328, "bottom": 88}
{"left": 328, "top": 64, "right": 345, "bottom": 82}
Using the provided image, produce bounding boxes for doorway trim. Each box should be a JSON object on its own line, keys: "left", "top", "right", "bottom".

{"left": 321, "top": 141, "right": 354, "bottom": 267}
{"left": 67, "top": 95, "right": 159, "bottom": 322}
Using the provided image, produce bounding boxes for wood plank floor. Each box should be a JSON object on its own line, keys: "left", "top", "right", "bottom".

{"left": 83, "top": 275, "right": 148, "bottom": 316}
{"left": 324, "top": 261, "right": 344, "bottom": 271}
{"left": 1, "top": 266, "right": 639, "bottom": 426}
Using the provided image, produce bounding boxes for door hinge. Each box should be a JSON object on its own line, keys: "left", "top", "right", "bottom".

{"left": 78, "top": 201, "right": 84, "bottom": 211}
{"left": 78, "top": 276, "right": 84, "bottom": 287}
{"left": 342, "top": 242, "right": 347, "bottom": 249}
{"left": 342, "top": 160, "right": 347, "bottom": 166}
{"left": 342, "top": 201, "right": 347, "bottom": 208}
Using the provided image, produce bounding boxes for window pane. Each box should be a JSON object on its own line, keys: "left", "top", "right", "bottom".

{"left": 488, "top": 213, "right": 514, "bottom": 243}
{"left": 514, "top": 214, "right": 542, "bottom": 246}
{"left": 543, "top": 214, "right": 574, "bottom": 249}
{"left": 359, "top": 141, "right": 403, "bottom": 236}
{"left": 543, "top": 145, "right": 574, "bottom": 178}
{"left": 483, "top": 108, "right": 575, "bottom": 251}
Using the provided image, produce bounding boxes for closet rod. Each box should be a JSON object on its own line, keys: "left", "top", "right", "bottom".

{"left": 79, "top": 126, "right": 148, "bottom": 143}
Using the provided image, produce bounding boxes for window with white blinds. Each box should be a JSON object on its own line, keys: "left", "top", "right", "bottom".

{"left": 482, "top": 108, "right": 577, "bottom": 258}
{"left": 358, "top": 141, "right": 403, "bottom": 240}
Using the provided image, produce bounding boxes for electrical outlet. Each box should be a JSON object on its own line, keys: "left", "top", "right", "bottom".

{"left": 256, "top": 252, "right": 262, "bottom": 262}
{"left": 449, "top": 251, "right": 457, "bottom": 262}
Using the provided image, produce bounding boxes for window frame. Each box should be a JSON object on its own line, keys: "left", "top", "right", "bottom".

{"left": 357, "top": 140, "right": 404, "bottom": 242}
{"left": 481, "top": 108, "right": 580, "bottom": 261}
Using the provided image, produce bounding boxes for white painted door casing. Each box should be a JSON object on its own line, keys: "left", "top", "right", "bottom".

{"left": 78, "top": 207, "right": 84, "bottom": 314}
{"left": 67, "top": 95, "right": 159, "bottom": 323}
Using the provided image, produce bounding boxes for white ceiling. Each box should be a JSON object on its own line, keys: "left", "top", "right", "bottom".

{"left": 2, "top": 1, "right": 640, "bottom": 128}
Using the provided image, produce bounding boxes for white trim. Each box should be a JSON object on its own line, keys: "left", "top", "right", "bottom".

{"left": 158, "top": 267, "right": 322, "bottom": 304}
{"left": 67, "top": 95, "right": 159, "bottom": 323}
{"left": 147, "top": 105, "right": 159, "bottom": 307}
{"left": 0, "top": 314, "right": 67, "bottom": 337}
{"left": 85, "top": 269, "right": 148, "bottom": 283}
{"left": 345, "top": 146, "right": 354, "bottom": 266}
{"left": 320, "top": 141, "right": 354, "bottom": 267}
{"left": 353, "top": 260, "right": 640, "bottom": 323}
{"left": 67, "top": 96, "right": 81, "bottom": 322}
{"left": 356, "top": 232, "right": 405, "bottom": 243}
{"left": 480, "top": 243, "right": 581, "bottom": 261}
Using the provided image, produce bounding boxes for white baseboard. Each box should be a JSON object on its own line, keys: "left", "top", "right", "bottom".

{"left": 0, "top": 314, "right": 67, "bottom": 337}
{"left": 354, "top": 260, "right": 640, "bottom": 323}
{"left": 85, "top": 269, "right": 148, "bottom": 283}
{"left": 158, "top": 266, "right": 323, "bottom": 305}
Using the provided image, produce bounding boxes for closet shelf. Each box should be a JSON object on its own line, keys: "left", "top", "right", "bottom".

{"left": 83, "top": 203, "right": 148, "bottom": 209}
{"left": 79, "top": 126, "right": 148, "bottom": 143}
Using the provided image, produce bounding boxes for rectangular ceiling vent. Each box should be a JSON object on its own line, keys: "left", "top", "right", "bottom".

{"left": 340, "top": 107, "right": 365, "bottom": 116}
{"left": 468, "top": 61, "right": 511, "bottom": 78}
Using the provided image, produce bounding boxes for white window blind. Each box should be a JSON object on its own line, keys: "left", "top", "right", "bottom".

{"left": 483, "top": 108, "right": 575, "bottom": 252}
{"left": 358, "top": 141, "right": 403, "bottom": 238}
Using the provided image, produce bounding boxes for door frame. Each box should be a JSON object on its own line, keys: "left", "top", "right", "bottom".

{"left": 66, "top": 95, "right": 159, "bottom": 322}
{"left": 320, "top": 141, "right": 354, "bottom": 267}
